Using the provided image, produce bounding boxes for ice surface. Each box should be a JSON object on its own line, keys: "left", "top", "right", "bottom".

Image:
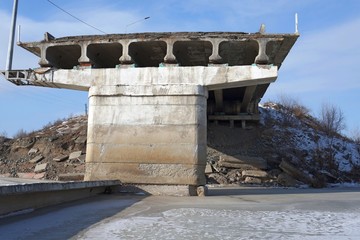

{"left": 79, "top": 208, "right": 360, "bottom": 239}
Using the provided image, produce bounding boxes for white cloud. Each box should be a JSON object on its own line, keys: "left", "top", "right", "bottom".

{"left": 273, "top": 17, "right": 360, "bottom": 94}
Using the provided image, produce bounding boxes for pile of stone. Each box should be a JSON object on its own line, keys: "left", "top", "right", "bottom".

{"left": 17, "top": 148, "right": 86, "bottom": 181}
{"left": 206, "top": 153, "right": 313, "bottom": 187}
{"left": 0, "top": 115, "right": 88, "bottom": 181}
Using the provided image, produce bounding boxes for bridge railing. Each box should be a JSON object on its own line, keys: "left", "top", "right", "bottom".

{"left": 1, "top": 68, "right": 55, "bottom": 87}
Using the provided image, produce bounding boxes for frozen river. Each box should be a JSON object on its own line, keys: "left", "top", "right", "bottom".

{"left": 0, "top": 187, "right": 360, "bottom": 239}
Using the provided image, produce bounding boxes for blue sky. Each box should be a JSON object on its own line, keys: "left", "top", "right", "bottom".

{"left": 0, "top": 0, "right": 359, "bottom": 137}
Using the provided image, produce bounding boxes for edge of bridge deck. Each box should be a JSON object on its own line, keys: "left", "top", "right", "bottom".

{"left": 0, "top": 177, "right": 121, "bottom": 217}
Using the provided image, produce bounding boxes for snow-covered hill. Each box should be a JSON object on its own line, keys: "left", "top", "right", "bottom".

{"left": 207, "top": 102, "right": 360, "bottom": 187}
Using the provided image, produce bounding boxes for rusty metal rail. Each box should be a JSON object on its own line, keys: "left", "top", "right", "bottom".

{"left": 0, "top": 68, "right": 59, "bottom": 88}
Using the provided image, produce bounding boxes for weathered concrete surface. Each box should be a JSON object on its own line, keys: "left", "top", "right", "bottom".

{"left": 2, "top": 31, "right": 298, "bottom": 191}
{"left": 0, "top": 177, "right": 120, "bottom": 216}
{"left": 85, "top": 84, "right": 207, "bottom": 185}
{"left": 120, "top": 184, "right": 199, "bottom": 196}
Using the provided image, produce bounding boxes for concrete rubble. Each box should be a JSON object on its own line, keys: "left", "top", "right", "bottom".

{"left": 34, "top": 163, "right": 47, "bottom": 173}
{"left": 0, "top": 115, "right": 87, "bottom": 181}
{"left": 29, "top": 155, "right": 44, "bottom": 164}
{"left": 53, "top": 155, "right": 68, "bottom": 162}
{"left": 69, "top": 151, "right": 82, "bottom": 160}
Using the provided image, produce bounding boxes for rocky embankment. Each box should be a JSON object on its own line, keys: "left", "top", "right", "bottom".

{"left": 1, "top": 103, "right": 360, "bottom": 187}
{"left": 206, "top": 104, "right": 360, "bottom": 187}
{"left": 0, "top": 116, "right": 87, "bottom": 181}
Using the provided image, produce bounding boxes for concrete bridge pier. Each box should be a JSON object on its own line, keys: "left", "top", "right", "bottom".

{"left": 2, "top": 31, "right": 298, "bottom": 195}
{"left": 86, "top": 84, "right": 207, "bottom": 187}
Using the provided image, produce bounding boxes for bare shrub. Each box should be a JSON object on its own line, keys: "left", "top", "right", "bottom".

{"left": 319, "top": 103, "right": 345, "bottom": 136}
{"left": 42, "top": 118, "right": 64, "bottom": 129}
{"left": 0, "top": 131, "right": 8, "bottom": 138}
{"left": 278, "top": 94, "right": 310, "bottom": 118}
{"left": 13, "top": 129, "right": 28, "bottom": 139}
{"left": 351, "top": 127, "right": 360, "bottom": 145}
{"left": 273, "top": 94, "right": 310, "bottom": 125}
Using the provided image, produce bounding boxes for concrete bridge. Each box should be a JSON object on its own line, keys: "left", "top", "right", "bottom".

{"left": 2, "top": 30, "right": 298, "bottom": 194}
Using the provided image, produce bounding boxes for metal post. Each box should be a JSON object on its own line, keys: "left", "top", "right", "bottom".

{"left": 17, "top": 25, "right": 21, "bottom": 44}
{"left": 6, "top": 0, "right": 19, "bottom": 71}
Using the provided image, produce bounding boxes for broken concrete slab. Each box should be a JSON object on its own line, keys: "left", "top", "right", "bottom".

{"left": 28, "top": 148, "right": 39, "bottom": 155}
{"left": 219, "top": 154, "right": 267, "bottom": 170}
{"left": 29, "top": 155, "right": 44, "bottom": 164}
{"left": 34, "top": 163, "right": 48, "bottom": 173}
{"left": 217, "top": 161, "right": 259, "bottom": 170}
{"left": 207, "top": 173, "right": 228, "bottom": 185}
{"left": 53, "top": 155, "right": 68, "bottom": 162}
{"left": 78, "top": 154, "right": 86, "bottom": 163}
{"left": 205, "top": 163, "right": 213, "bottom": 174}
{"left": 242, "top": 170, "right": 268, "bottom": 178}
{"left": 69, "top": 151, "right": 82, "bottom": 160}
{"left": 75, "top": 135, "right": 87, "bottom": 144}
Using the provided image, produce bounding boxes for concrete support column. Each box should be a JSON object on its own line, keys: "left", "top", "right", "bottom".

{"left": 78, "top": 42, "right": 91, "bottom": 67}
{"left": 209, "top": 39, "right": 223, "bottom": 64}
{"left": 119, "top": 40, "right": 134, "bottom": 65}
{"left": 163, "top": 39, "right": 177, "bottom": 64}
{"left": 255, "top": 38, "right": 270, "bottom": 64}
{"left": 39, "top": 44, "right": 51, "bottom": 67}
{"left": 85, "top": 84, "right": 208, "bottom": 186}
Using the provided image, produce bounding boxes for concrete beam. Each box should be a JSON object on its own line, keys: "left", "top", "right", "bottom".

{"left": 22, "top": 65, "right": 277, "bottom": 91}
{"left": 241, "top": 85, "right": 257, "bottom": 112}
{"left": 214, "top": 89, "right": 224, "bottom": 112}
{"left": 0, "top": 180, "right": 120, "bottom": 216}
